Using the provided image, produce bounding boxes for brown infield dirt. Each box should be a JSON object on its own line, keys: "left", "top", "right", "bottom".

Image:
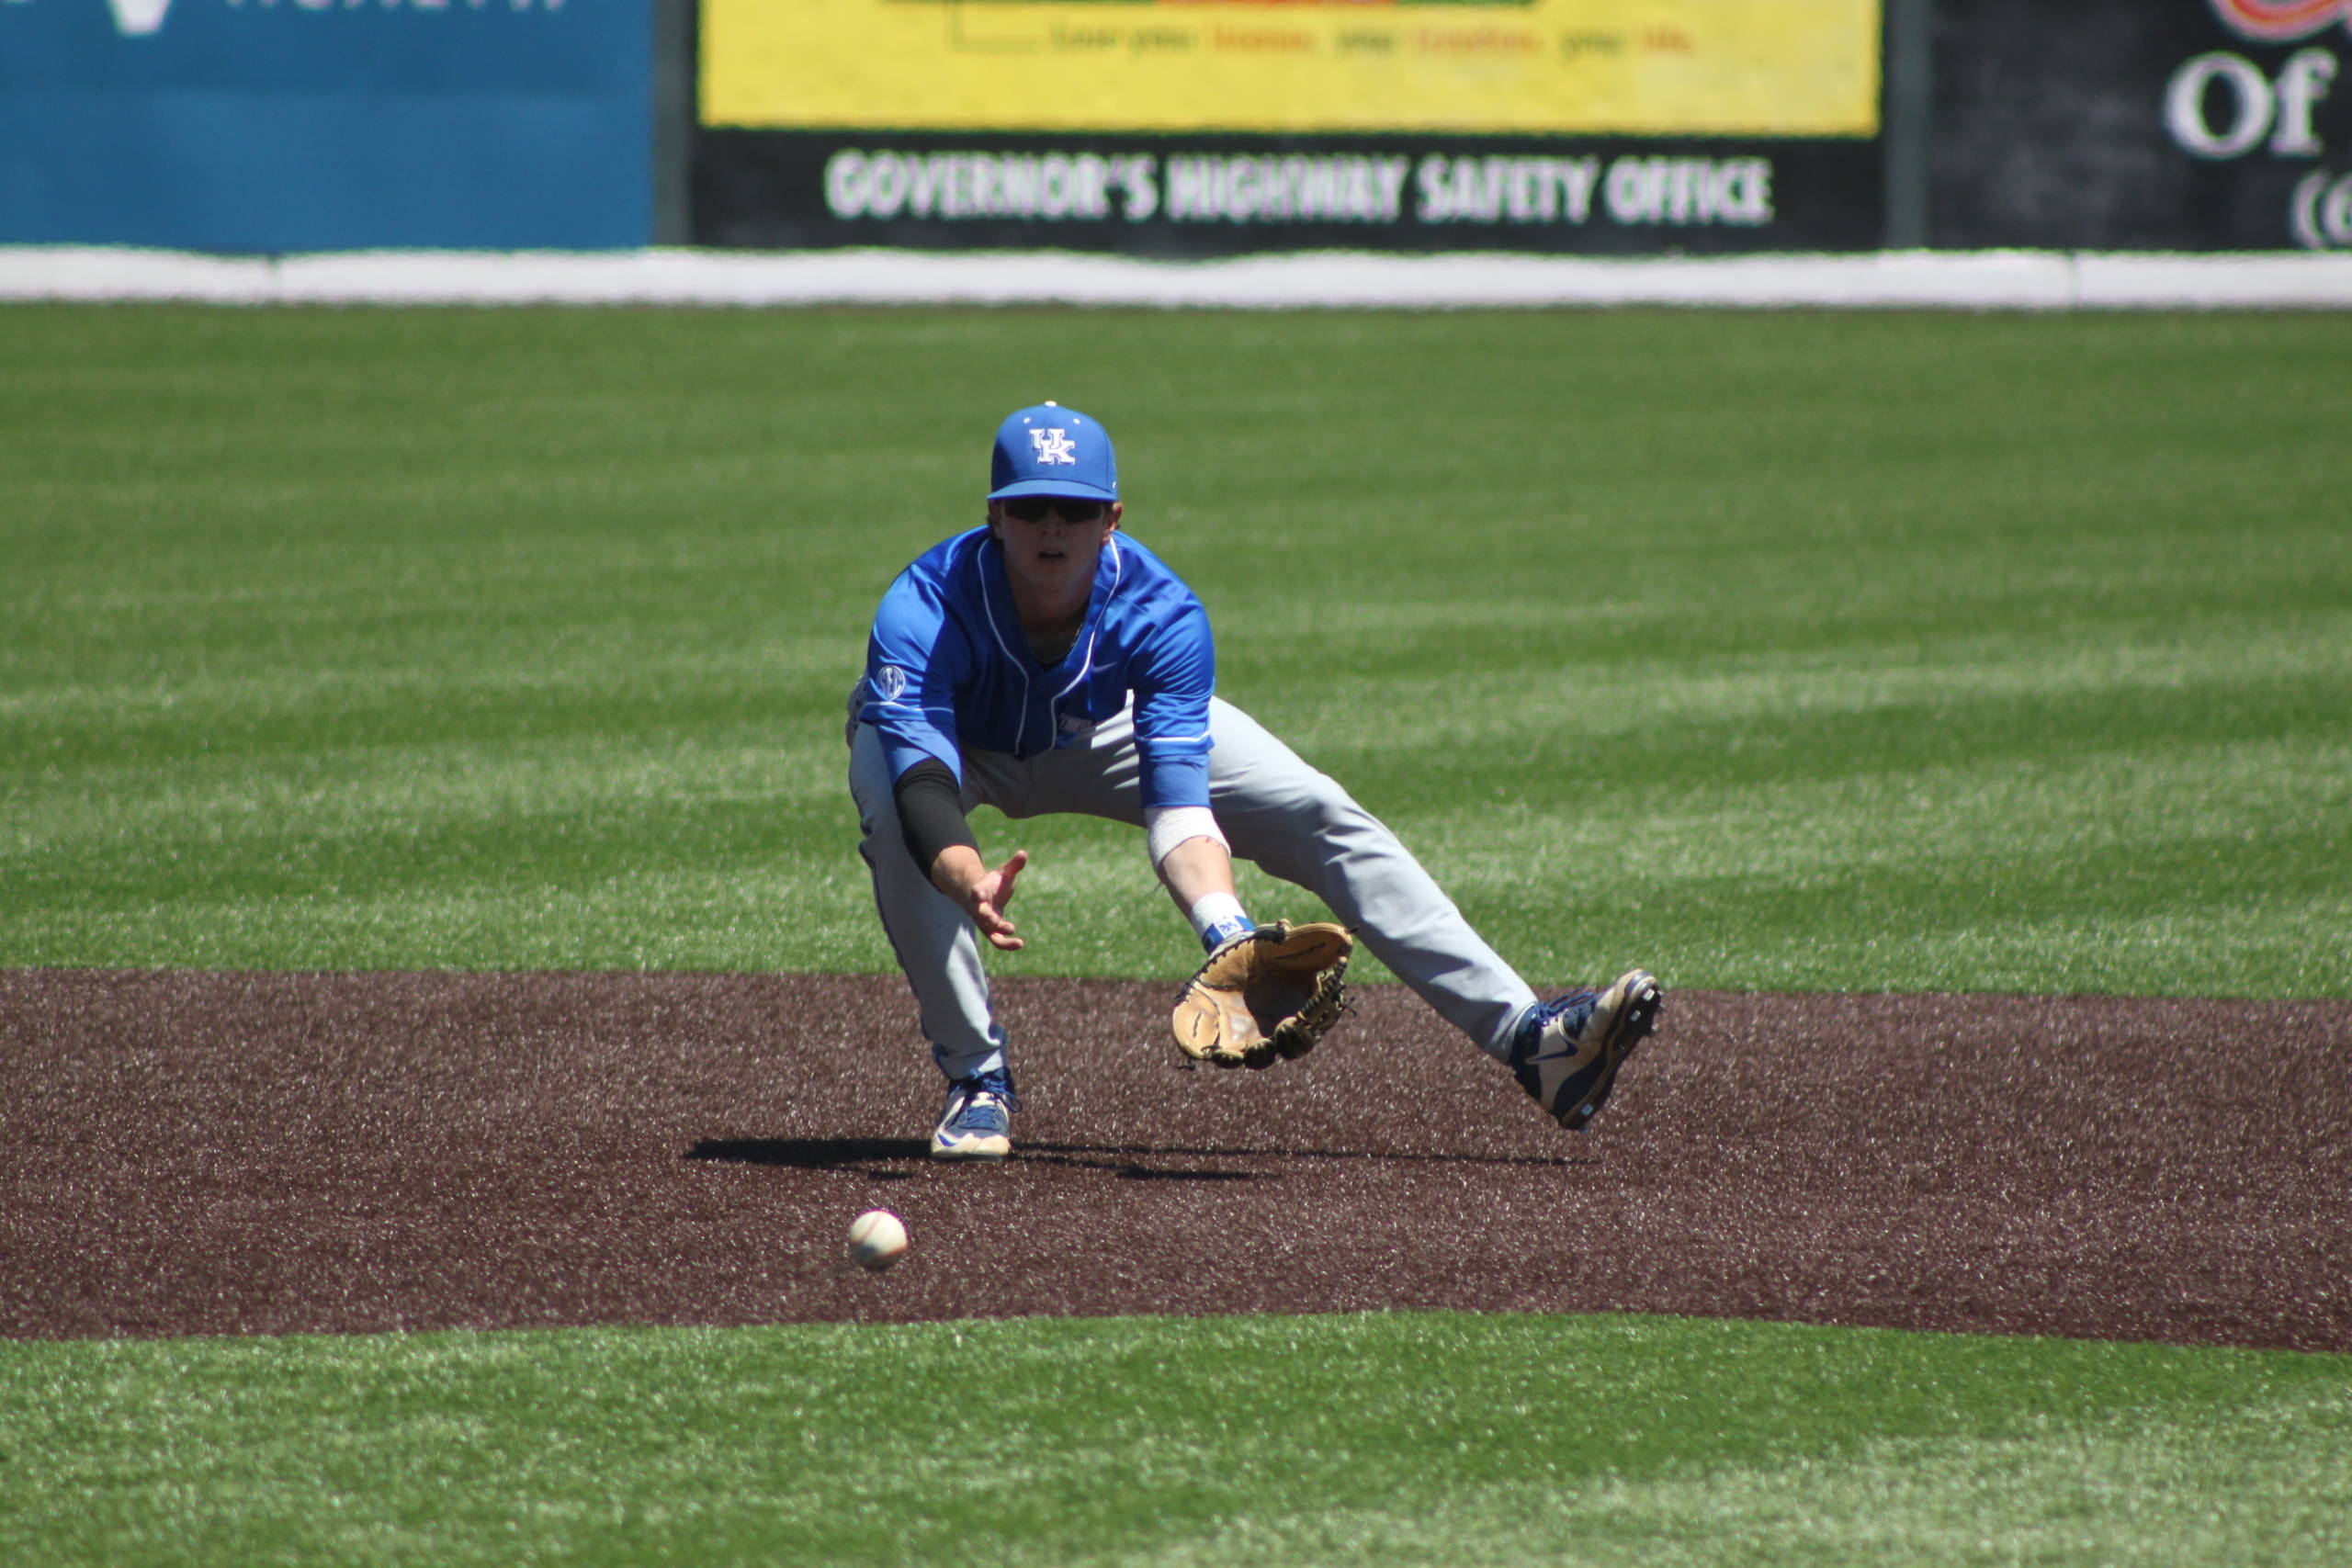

{"left": 2, "top": 969, "right": 2346, "bottom": 1352}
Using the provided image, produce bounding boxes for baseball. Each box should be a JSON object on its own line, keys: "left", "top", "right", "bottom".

{"left": 847, "top": 1208, "right": 909, "bottom": 1271}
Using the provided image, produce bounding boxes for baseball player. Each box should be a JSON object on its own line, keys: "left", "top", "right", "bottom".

{"left": 849, "top": 403, "right": 1663, "bottom": 1160}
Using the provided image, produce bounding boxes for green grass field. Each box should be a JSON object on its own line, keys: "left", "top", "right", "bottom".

{"left": 3, "top": 1314, "right": 2347, "bottom": 1568}
{"left": 6, "top": 306, "right": 2346, "bottom": 993}
{"left": 5, "top": 304, "right": 2348, "bottom": 1565}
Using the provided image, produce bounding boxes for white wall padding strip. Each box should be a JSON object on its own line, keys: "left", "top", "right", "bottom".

{"left": 5, "top": 246, "right": 2350, "bottom": 310}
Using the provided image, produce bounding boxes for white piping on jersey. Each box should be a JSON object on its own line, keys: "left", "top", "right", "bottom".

{"left": 979, "top": 532, "right": 1126, "bottom": 758}
{"left": 1047, "top": 536, "right": 1121, "bottom": 709}
{"left": 975, "top": 535, "right": 1036, "bottom": 753}
{"left": 974, "top": 534, "right": 1024, "bottom": 665}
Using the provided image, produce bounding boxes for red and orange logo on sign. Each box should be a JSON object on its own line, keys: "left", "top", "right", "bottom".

{"left": 2211, "top": 0, "right": 2352, "bottom": 40}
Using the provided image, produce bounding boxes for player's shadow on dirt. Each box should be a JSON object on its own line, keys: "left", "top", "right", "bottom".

{"left": 685, "top": 1136, "right": 1565, "bottom": 1177}
{"left": 683, "top": 1135, "right": 1268, "bottom": 1182}
{"left": 1024, "top": 1147, "right": 1271, "bottom": 1180}
{"left": 686, "top": 1136, "right": 928, "bottom": 1178}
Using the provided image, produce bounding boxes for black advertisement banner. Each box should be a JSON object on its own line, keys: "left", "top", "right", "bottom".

{"left": 1932, "top": 0, "right": 2352, "bottom": 251}
{"left": 691, "top": 130, "right": 1883, "bottom": 255}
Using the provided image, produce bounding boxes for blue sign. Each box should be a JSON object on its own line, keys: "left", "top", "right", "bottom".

{"left": 0, "top": 0, "right": 650, "bottom": 250}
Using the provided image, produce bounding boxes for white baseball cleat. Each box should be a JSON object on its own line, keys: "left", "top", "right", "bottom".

{"left": 931, "top": 1070, "right": 1017, "bottom": 1160}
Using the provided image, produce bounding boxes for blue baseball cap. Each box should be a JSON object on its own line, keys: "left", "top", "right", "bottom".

{"left": 987, "top": 403, "right": 1118, "bottom": 502}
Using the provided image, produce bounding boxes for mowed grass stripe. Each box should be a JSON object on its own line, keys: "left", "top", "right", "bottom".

{"left": 1, "top": 1314, "right": 2345, "bottom": 1568}
{"left": 5, "top": 306, "right": 2347, "bottom": 991}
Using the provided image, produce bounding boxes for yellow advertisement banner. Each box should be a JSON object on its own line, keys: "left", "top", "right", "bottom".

{"left": 701, "top": 0, "right": 1883, "bottom": 138}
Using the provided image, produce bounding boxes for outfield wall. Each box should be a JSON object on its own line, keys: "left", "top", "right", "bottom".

{"left": 694, "top": 0, "right": 1894, "bottom": 255}
{"left": 6, "top": 246, "right": 2350, "bottom": 308}
{"left": 688, "top": 0, "right": 2352, "bottom": 256}
{"left": 0, "top": 0, "right": 653, "bottom": 252}
{"left": 1931, "top": 0, "right": 2352, "bottom": 253}
{"left": 6, "top": 0, "right": 2349, "bottom": 256}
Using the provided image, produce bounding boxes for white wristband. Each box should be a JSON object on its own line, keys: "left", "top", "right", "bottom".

{"left": 1145, "top": 804, "right": 1227, "bottom": 868}
{"left": 1187, "top": 892, "right": 1253, "bottom": 951}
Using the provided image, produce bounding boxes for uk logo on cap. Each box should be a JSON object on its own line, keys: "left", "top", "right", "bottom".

{"left": 989, "top": 402, "right": 1118, "bottom": 502}
{"left": 1030, "top": 428, "right": 1080, "bottom": 466}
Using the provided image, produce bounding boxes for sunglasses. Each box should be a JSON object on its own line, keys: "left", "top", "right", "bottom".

{"left": 1001, "top": 496, "right": 1111, "bottom": 525}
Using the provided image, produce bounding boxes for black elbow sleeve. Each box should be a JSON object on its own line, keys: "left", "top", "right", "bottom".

{"left": 894, "top": 759, "right": 978, "bottom": 874}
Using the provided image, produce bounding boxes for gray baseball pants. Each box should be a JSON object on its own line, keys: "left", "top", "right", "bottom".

{"left": 848, "top": 696, "right": 1539, "bottom": 1085}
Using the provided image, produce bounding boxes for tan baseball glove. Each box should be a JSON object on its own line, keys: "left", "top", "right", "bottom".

{"left": 1170, "top": 920, "right": 1353, "bottom": 1069}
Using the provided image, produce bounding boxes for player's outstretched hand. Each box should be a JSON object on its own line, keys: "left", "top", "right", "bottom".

{"left": 964, "top": 849, "right": 1028, "bottom": 951}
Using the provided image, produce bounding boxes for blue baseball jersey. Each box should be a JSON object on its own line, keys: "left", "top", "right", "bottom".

{"left": 857, "top": 527, "right": 1215, "bottom": 810}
